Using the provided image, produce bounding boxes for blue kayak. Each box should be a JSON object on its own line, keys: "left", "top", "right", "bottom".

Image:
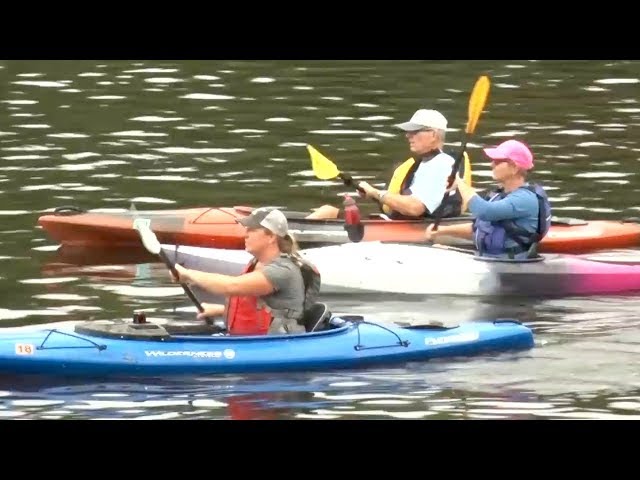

{"left": 0, "top": 314, "right": 534, "bottom": 377}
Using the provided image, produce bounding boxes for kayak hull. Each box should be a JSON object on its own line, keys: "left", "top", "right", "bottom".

{"left": 0, "top": 317, "right": 533, "bottom": 376}
{"left": 37, "top": 207, "right": 249, "bottom": 249}
{"left": 37, "top": 206, "right": 640, "bottom": 253}
{"left": 163, "top": 242, "right": 640, "bottom": 297}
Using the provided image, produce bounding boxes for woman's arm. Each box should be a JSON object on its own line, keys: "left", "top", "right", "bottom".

{"left": 467, "top": 191, "right": 533, "bottom": 222}
{"left": 425, "top": 222, "right": 474, "bottom": 242}
{"left": 453, "top": 174, "right": 533, "bottom": 222}
{"left": 174, "top": 264, "right": 275, "bottom": 297}
{"left": 196, "top": 302, "right": 226, "bottom": 319}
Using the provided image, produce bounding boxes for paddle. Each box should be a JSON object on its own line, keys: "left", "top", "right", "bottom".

{"left": 132, "top": 218, "right": 207, "bottom": 316}
{"left": 431, "top": 75, "right": 491, "bottom": 232}
{"left": 307, "top": 145, "right": 381, "bottom": 206}
{"left": 432, "top": 243, "right": 476, "bottom": 255}
{"left": 307, "top": 144, "right": 373, "bottom": 242}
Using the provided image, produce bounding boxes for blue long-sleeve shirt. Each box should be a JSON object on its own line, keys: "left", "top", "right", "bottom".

{"left": 468, "top": 186, "right": 540, "bottom": 249}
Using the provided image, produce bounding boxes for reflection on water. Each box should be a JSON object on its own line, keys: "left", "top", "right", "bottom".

{"left": 1, "top": 60, "right": 640, "bottom": 418}
{"left": 2, "top": 348, "right": 640, "bottom": 420}
{"left": 1, "top": 291, "right": 640, "bottom": 419}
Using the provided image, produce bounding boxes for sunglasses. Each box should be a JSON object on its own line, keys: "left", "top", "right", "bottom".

{"left": 407, "top": 128, "right": 434, "bottom": 135}
{"left": 490, "top": 158, "right": 512, "bottom": 166}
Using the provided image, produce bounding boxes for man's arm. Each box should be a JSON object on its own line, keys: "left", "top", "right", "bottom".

{"left": 426, "top": 222, "right": 474, "bottom": 242}
{"left": 358, "top": 157, "right": 453, "bottom": 217}
{"left": 368, "top": 190, "right": 426, "bottom": 217}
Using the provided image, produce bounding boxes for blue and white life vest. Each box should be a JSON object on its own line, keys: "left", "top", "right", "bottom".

{"left": 473, "top": 184, "right": 552, "bottom": 258}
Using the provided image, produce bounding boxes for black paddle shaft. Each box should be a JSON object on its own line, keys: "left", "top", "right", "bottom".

{"left": 159, "top": 249, "right": 205, "bottom": 313}
{"left": 339, "top": 173, "right": 382, "bottom": 207}
{"left": 339, "top": 172, "right": 364, "bottom": 193}
{"left": 432, "top": 139, "right": 469, "bottom": 232}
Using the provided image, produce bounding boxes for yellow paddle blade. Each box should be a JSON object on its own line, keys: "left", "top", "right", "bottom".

{"left": 466, "top": 75, "right": 491, "bottom": 134}
{"left": 307, "top": 144, "right": 341, "bottom": 180}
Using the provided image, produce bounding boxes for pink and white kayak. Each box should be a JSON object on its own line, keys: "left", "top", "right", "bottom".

{"left": 160, "top": 242, "right": 640, "bottom": 297}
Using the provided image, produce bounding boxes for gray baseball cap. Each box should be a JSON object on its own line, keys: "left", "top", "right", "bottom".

{"left": 237, "top": 208, "right": 289, "bottom": 237}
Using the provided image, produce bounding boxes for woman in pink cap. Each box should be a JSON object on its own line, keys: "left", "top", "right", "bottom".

{"left": 424, "top": 139, "right": 552, "bottom": 259}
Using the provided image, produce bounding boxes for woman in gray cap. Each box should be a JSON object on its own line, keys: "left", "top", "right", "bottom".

{"left": 173, "top": 208, "right": 321, "bottom": 335}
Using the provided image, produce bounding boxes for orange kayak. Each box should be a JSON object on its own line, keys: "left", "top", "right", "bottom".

{"left": 37, "top": 205, "right": 640, "bottom": 254}
{"left": 38, "top": 206, "right": 250, "bottom": 249}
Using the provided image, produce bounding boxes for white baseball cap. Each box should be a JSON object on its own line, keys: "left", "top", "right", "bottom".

{"left": 396, "top": 109, "right": 448, "bottom": 132}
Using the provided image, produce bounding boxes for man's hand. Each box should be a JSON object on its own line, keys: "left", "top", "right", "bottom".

{"left": 357, "top": 181, "right": 380, "bottom": 200}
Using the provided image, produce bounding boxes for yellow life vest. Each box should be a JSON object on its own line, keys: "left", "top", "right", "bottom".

{"left": 382, "top": 151, "right": 472, "bottom": 216}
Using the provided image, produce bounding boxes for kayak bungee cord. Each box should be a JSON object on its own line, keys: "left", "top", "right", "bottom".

{"left": 346, "top": 318, "right": 410, "bottom": 351}
{"left": 38, "top": 329, "right": 107, "bottom": 351}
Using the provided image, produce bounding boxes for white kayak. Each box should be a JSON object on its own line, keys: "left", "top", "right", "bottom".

{"left": 160, "top": 242, "right": 640, "bottom": 297}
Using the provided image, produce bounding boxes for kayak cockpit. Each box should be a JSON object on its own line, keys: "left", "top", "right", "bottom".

{"left": 74, "top": 319, "right": 216, "bottom": 341}
{"left": 72, "top": 304, "right": 345, "bottom": 342}
{"left": 472, "top": 254, "right": 546, "bottom": 264}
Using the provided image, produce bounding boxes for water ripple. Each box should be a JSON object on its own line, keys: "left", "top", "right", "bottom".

{"left": 107, "top": 131, "right": 167, "bottom": 137}
{"left": 130, "top": 116, "right": 185, "bottom": 122}
{"left": 154, "top": 147, "right": 244, "bottom": 154}
{"left": 13, "top": 81, "right": 67, "bottom": 88}
{"left": 251, "top": 77, "right": 275, "bottom": 83}
{"left": 595, "top": 78, "right": 639, "bottom": 84}
{"left": 123, "top": 68, "right": 178, "bottom": 73}
{"left": 180, "top": 93, "right": 234, "bottom": 100}
{"left": 2, "top": 59, "right": 640, "bottom": 419}
{"left": 48, "top": 133, "right": 90, "bottom": 139}
{"left": 87, "top": 95, "right": 126, "bottom": 100}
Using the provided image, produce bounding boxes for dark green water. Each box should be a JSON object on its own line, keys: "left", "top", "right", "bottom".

{"left": 1, "top": 60, "right": 640, "bottom": 419}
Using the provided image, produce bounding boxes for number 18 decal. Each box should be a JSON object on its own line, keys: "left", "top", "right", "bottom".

{"left": 15, "top": 344, "right": 35, "bottom": 355}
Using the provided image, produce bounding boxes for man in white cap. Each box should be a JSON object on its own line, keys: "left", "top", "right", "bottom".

{"left": 307, "top": 108, "right": 460, "bottom": 220}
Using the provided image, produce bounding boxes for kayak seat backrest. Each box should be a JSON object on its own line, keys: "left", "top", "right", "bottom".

{"left": 302, "top": 302, "right": 332, "bottom": 333}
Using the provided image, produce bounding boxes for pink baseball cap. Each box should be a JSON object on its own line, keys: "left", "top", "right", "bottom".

{"left": 483, "top": 139, "right": 534, "bottom": 170}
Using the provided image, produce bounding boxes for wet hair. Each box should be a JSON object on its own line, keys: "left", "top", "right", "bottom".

{"left": 259, "top": 227, "right": 299, "bottom": 255}
{"left": 277, "top": 233, "right": 299, "bottom": 255}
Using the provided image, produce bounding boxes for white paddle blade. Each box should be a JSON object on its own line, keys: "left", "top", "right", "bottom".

{"left": 133, "top": 218, "right": 161, "bottom": 255}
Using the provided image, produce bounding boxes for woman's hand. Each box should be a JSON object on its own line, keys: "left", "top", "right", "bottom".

{"left": 445, "top": 173, "right": 463, "bottom": 193}
{"left": 172, "top": 264, "right": 192, "bottom": 284}
{"left": 196, "top": 303, "right": 225, "bottom": 320}
{"left": 447, "top": 173, "right": 476, "bottom": 208}
{"left": 425, "top": 223, "right": 438, "bottom": 242}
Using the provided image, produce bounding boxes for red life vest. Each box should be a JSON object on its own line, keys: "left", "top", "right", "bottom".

{"left": 226, "top": 260, "right": 272, "bottom": 335}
